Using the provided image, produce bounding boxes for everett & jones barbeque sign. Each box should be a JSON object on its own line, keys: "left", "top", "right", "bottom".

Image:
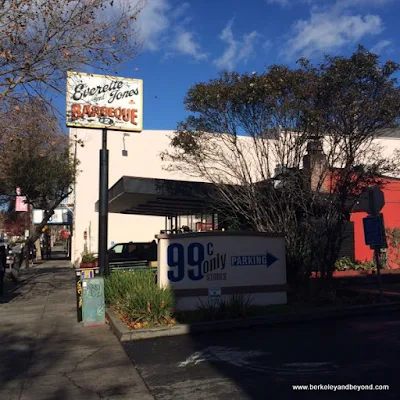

{"left": 66, "top": 71, "right": 143, "bottom": 132}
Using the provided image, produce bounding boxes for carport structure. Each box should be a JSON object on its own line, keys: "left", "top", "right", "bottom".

{"left": 95, "top": 176, "right": 219, "bottom": 232}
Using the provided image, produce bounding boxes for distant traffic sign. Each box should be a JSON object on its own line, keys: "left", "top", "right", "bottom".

{"left": 358, "top": 186, "right": 385, "bottom": 216}
{"left": 363, "top": 214, "right": 386, "bottom": 248}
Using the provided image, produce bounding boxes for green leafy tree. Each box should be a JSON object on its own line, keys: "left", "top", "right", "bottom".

{"left": 162, "top": 47, "right": 400, "bottom": 289}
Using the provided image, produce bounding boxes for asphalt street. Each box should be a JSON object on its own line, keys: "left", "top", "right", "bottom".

{"left": 123, "top": 311, "right": 400, "bottom": 400}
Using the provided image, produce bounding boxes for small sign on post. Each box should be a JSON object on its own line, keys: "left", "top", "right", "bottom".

{"left": 360, "top": 186, "right": 386, "bottom": 302}
{"left": 358, "top": 186, "right": 385, "bottom": 216}
{"left": 208, "top": 287, "right": 221, "bottom": 307}
{"left": 363, "top": 214, "right": 386, "bottom": 249}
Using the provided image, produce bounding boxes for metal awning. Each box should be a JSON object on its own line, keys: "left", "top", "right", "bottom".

{"left": 95, "top": 176, "right": 216, "bottom": 216}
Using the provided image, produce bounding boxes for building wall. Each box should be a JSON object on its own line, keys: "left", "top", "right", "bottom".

{"left": 71, "top": 127, "right": 400, "bottom": 267}
{"left": 71, "top": 128, "right": 264, "bottom": 266}
{"left": 71, "top": 128, "right": 205, "bottom": 266}
{"left": 338, "top": 222, "right": 355, "bottom": 261}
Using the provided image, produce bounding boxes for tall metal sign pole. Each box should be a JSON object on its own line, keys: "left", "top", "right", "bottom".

{"left": 98, "top": 128, "right": 109, "bottom": 275}
{"left": 66, "top": 71, "right": 143, "bottom": 276}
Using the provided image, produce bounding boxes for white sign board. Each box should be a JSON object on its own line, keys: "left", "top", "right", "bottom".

{"left": 32, "top": 209, "right": 72, "bottom": 225}
{"left": 157, "top": 232, "right": 287, "bottom": 311}
{"left": 66, "top": 71, "right": 143, "bottom": 132}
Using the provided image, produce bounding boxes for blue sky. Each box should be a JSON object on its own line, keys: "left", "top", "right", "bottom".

{"left": 62, "top": 0, "right": 400, "bottom": 131}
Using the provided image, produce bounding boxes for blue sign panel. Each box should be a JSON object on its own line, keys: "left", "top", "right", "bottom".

{"left": 363, "top": 215, "right": 385, "bottom": 248}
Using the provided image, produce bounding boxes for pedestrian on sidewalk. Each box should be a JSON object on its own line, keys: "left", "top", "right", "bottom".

{"left": 0, "top": 244, "right": 6, "bottom": 296}
{"left": 46, "top": 244, "right": 51, "bottom": 260}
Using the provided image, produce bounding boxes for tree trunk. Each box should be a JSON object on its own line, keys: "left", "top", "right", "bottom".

{"left": 17, "top": 208, "right": 56, "bottom": 270}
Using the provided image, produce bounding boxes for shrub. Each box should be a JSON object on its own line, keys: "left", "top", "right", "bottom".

{"left": 334, "top": 257, "right": 376, "bottom": 271}
{"left": 196, "top": 294, "right": 253, "bottom": 321}
{"left": 334, "top": 257, "right": 355, "bottom": 271}
{"left": 385, "top": 227, "right": 400, "bottom": 268}
{"left": 81, "top": 252, "right": 97, "bottom": 263}
{"left": 354, "top": 261, "right": 375, "bottom": 270}
{"left": 104, "top": 270, "right": 175, "bottom": 327}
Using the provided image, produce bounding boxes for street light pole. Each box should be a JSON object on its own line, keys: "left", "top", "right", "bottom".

{"left": 98, "top": 128, "right": 109, "bottom": 275}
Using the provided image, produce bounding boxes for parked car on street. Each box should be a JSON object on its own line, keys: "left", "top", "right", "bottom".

{"left": 94, "top": 241, "right": 157, "bottom": 267}
{"left": 111, "top": 241, "right": 156, "bottom": 263}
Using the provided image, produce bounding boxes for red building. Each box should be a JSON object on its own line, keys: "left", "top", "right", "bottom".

{"left": 351, "top": 178, "right": 400, "bottom": 267}
{"left": 302, "top": 138, "right": 400, "bottom": 267}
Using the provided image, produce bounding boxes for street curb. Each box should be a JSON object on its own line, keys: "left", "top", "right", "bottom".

{"left": 106, "top": 301, "right": 400, "bottom": 342}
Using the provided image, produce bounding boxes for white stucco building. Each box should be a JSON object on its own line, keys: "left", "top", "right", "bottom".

{"left": 70, "top": 128, "right": 216, "bottom": 266}
{"left": 70, "top": 127, "right": 400, "bottom": 266}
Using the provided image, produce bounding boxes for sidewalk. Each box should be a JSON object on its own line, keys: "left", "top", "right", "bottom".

{"left": 0, "top": 261, "right": 154, "bottom": 400}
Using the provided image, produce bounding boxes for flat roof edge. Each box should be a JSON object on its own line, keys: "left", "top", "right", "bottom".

{"left": 155, "top": 231, "right": 285, "bottom": 239}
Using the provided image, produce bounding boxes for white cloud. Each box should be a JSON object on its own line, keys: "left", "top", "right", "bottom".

{"left": 266, "top": 0, "right": 291, "bottom": 5}
{"left": 266, "top": 0, "right": 324, "bottom": 7}
{"left": 172, "top": 30, "right": 208, "bottom": 60}
{"left": 336, "top": 0, "right": 393, "bottom": 9}
{"left": 371, "top": 39, "right": 391, "bottom": 54}
{"left": 170, "top": 2, "right": 190, "bottom": 19}
{"left": 214, "top": 19, "right": 260, "bottom": 70}
{"left": 263, "top": 40, "right": 273, "bottom": 53}
{"left": 135, "top": 0, "right": 205, "bottom": 61}
{"left": 266, "top": 0, "right": 393, "bottom": 8}
{"left": 136, "top": 0, "right": 171, "bottom": 50}
{"left": 283, "top": 9, "right": 383, "bottom": 59}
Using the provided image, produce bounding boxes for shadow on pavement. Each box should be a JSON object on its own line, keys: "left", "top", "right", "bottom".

{"left": 0, "top": 324, "right": 140, "bottom": 400}
{"left": 122, "top": 312, "right": 400, "bottom": 400}
{"left": 1, "top": 262, "right": 152, "bottom": 400}
{"left": 1, "top": 266, "right": 72, "bottom": 304}
{"left": 46, "top": 251, "right": 71, "bottom": 261}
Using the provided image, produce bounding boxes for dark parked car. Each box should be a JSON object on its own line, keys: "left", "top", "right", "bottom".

{"left": 107, "top": 241, "right": 157, "bottom": 265}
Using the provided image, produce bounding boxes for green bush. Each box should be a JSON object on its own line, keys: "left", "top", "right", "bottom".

{"left": 334, "top": 257, "right": 376, "bottom": 271}
{"left": 354, "top": 261, "right": 375, "bottom": 270}
{"left": 385, "top": 227, "right": 400, "bottom": 268}
{"left": 334, "top": 257, "right": 355, "bottom": 271}
{"left": 104, "top": 270, "right": 175, "bottom": 327}
{"left": 196, "top": 294, "right": 253, "bottom": 321}
{"left": 81, "top": 252, "right": 97, "bottom": 263}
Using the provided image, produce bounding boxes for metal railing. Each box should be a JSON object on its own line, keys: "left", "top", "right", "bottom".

{"left": 109, "top": 259, "right": 157, "bottom": 273}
